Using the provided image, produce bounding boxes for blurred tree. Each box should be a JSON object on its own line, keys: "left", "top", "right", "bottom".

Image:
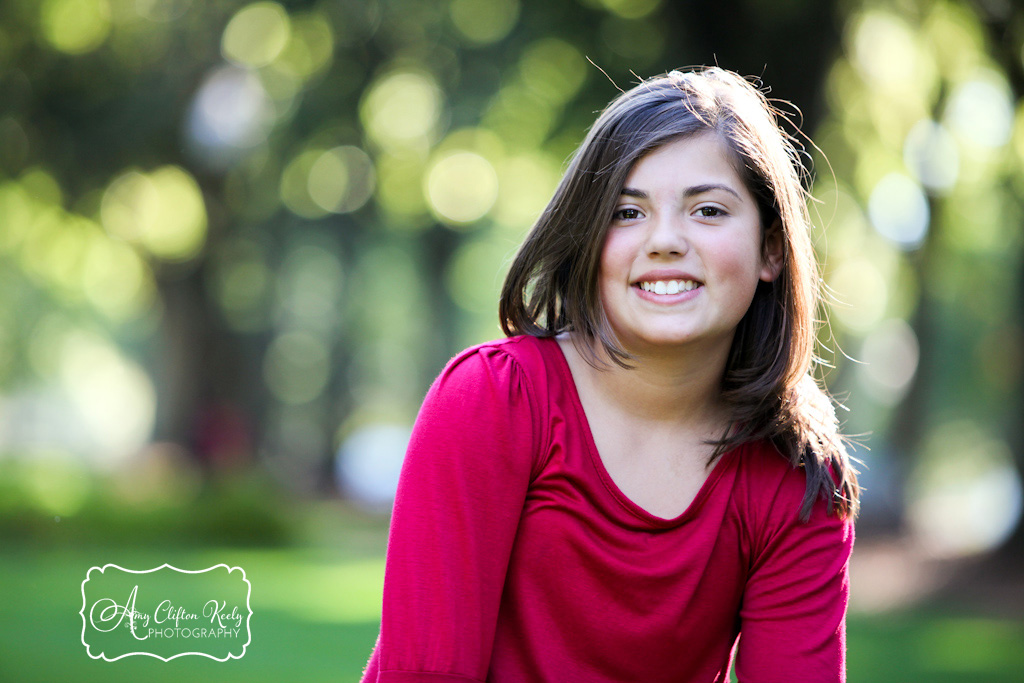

{"left": 973, "top": 1, "right": 1024, "bottom": 559}
{"left": 810, "top": 0, "right": 1024, "bottom": 557}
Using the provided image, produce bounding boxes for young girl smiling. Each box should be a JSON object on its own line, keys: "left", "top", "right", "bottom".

{"left": 361, "top": 67, "right": 860, "bottom": 683}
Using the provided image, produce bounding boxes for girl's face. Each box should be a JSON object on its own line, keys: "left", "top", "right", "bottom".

{"left": 598, "top": 133, "right": 781, "bottom": 358}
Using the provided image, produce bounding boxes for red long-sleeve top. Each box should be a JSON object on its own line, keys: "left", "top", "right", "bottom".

{"left": 361, "top": 335, "right": 853, "bottom": 682}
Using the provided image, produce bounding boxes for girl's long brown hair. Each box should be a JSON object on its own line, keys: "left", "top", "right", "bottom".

{"left": 500, "top": 68, "right": 859, "bottom": 521}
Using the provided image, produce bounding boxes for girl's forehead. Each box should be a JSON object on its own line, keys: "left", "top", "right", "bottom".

{"left": 624, "top": 134, "right": 748, "bottom": 187}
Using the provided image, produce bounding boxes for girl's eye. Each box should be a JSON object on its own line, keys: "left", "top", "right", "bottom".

{"left": 697, "top": 206, "right": 725, "bottom": 218}
{"left": 613, "top": 208, "right": 641, "bottom": 221}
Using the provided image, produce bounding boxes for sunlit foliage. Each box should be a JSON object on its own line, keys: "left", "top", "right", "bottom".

{"left": 815, "top": 0, "right": 1024, "bottom": 553}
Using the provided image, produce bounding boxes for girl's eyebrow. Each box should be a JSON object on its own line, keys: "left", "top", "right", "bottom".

{"left": 619, "top": 183, "right": 743, "bottom": 201}
{"left": 683, "top": 183, "right": 742, "bottom": 200}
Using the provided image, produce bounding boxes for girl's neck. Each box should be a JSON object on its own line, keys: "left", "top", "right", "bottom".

{"left": 559, "top": 333, "right": 731, "bottom": 433}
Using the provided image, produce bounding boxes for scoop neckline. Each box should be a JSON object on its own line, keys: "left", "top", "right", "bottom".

{"left": 540, "top": 335, "right": 736, "bottom": 529}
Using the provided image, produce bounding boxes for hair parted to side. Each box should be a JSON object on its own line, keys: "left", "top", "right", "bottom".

{"left": 499, "top": 66, "right": 860, "bottom": 521}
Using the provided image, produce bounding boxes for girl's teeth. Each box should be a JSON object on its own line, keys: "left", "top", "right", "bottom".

{"left": 641, "top": 280, "right": 695, "bottom": 294}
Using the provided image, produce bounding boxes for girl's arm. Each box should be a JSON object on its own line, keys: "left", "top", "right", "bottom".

{"left": 361, "top": 344, "right": 541, "bottom": 683}
{"left": 735, "top": 469, "right": 855, "bottom": 683}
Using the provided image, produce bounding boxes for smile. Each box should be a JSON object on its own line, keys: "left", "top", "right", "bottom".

{"left": 637, "top": 279, "right": 699, "bottom": 295}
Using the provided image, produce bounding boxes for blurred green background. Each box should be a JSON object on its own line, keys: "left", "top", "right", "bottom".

{"left": 1, "top": 0, "right": 1022, "bottom": 680}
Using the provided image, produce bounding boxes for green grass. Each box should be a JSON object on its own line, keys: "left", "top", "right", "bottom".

{"left": 1, "top": 528, "right": 1021, "bottom": 681}
{"left": 0, "top": 544, "right": 383, "bottom": 683}
{"left": 847, "top": 608, "right": 1024, "bottom": 682}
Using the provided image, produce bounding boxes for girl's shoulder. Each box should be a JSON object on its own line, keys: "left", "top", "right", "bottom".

{"left": 424, "top": 336, "right": 559, "bottom": 478}
{"left": 731, "top": 441, "right": 814, "bottom": 513}
{"left": 730, "top": 440, "right": 853, "bottom": 536}
{"left": 448, "top": 334, "right": 556, "bottom": 368}
{"left": 430, "top": 334, "right": 563, "bottom": 405}
{"left": 439, "top": 335, "right": 562, "bottom": 396}
{"left": 734, "top": 440, "right": 797, "bottom": 479}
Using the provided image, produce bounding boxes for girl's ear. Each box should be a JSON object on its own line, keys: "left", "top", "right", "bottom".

{"left": 759, "top": 218, "right": 784, "bottom": 282}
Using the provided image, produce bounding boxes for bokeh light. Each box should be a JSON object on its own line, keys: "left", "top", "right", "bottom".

{"left": 222, "top": 2, "right": 291, "bottom": 68}
{"left": 858, "top": 318, "right": 920, "bottom": 405}
{"left": 849, "top": 9, "right": 937, "bottom": 99}
{"left": 445, "top": 235, "right": 511, "bottom": 313}
{"left": 596, "top": 0, "right": 663, "bottom": 20}
{"left": 187, "top": 65, "right": 276, "bottom": 160}
{"left": 306, "top": 149, "right": 348, "bottom": 212}
{"left": 449, "top": 0, "right": 520, "bottom": 45}
{"left": 425, "top": 151, "right": 499, "bottom": 226}
{"left": 307, "top": 146, "right": 376, "bottom": 215}
{"left": 0, "top": 182, "right": 37, "bottom": 252}
{"left": 828, "top": 256, "right": 890, "bottom": 333}
{"left": 81, "top": 233, "right": 155, "bottom": 321}
{"left": 494, "top": 152, "right": 560, "bottom": 231}
{"left": 59, "top": 331, "right": 157, "bottom": 466}
{"left": 335, "top": 423, "right": 410, "bottom": 511}
{"left": 483, "top": 83, "right": 556, "bottom": 149}
{"left": 903, "top": 119, "right": 959, "bottom": 192}
{"left": 517, "top": 38, "right": 588, "bottom": 106}
{"left": 907, "top": 421, "right": 1024, "bottom": 558}
{"left": 100, "top": 166, "right": 208, "bottom": 261}
{"left": 360, "top": 70, "right": 444, "bottom": 152}
{"left": 20, "top": 167, "right": 64, "bottom": 207}
{"left": 374, "top": 153, "right": 430, "bottom": 225}
{"left": 280, "top": 149, "right": 330, "bottom": 219}
{"left": 867, "top": 173, "right": 929, "bottom": 250}
{"left": 272, "top": 12, "right": 334, "bottom": 80}
{"left": 945, "top": 71, "right": 1014, "bottom": 149}
{"left": 21, "top": 210, "right": 87, "bottom": 299}
{"left": 39, "top": 0, "right": 111, "bottom": 55}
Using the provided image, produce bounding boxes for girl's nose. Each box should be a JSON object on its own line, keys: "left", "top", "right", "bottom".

{"left": 644, "top": 213, "right": 688, "bottom": 256}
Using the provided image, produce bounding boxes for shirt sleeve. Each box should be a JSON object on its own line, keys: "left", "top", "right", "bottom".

{"left": 735, "top": 466, "right": 855, "bottom": 683}
{"left": 361, "top": 344, "right": 543, "bottom": 683}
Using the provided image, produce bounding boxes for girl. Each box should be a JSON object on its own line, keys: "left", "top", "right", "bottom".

{"left": 361, "top": 67, "right": 860, "bottom": 682}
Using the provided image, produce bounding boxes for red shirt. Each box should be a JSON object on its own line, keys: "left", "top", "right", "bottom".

{"left": 361, "top": 335, "right": 853, "bottom": 682}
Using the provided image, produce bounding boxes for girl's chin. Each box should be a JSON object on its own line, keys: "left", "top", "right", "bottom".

{"left": 613, "top": 328, "right": 737, "bottom": 355}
